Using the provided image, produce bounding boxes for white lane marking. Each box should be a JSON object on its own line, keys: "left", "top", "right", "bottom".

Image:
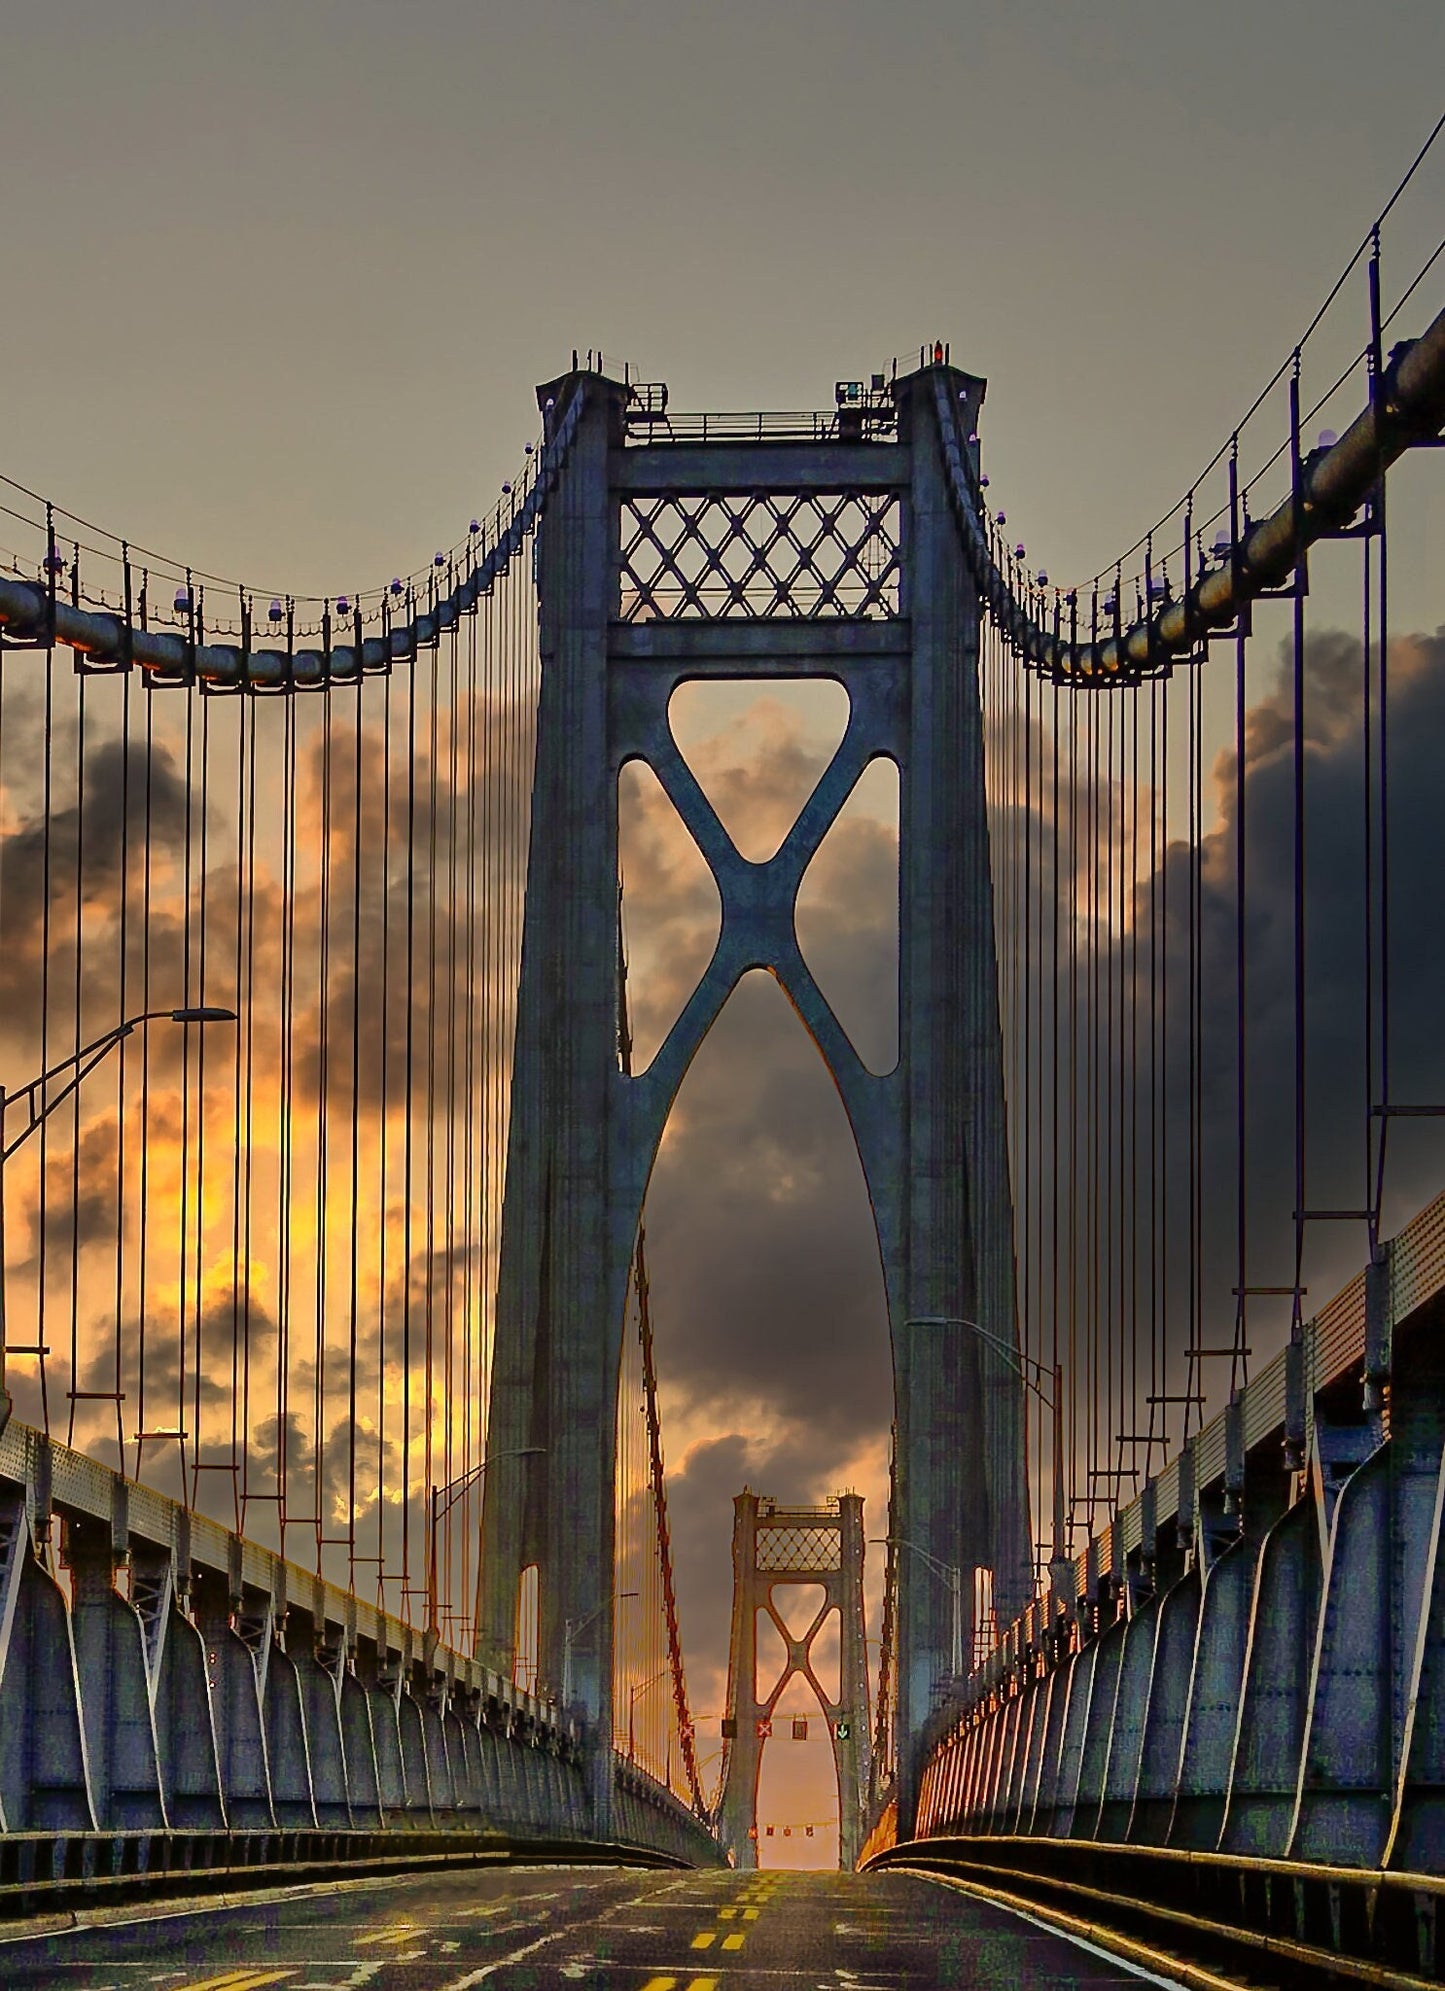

{"left": 439, "top": 1930, "right": 560, "bottom": 1986}
{"left": 906, "top": 1871, "right": 1196, "bottom": 1991}
{"left": 594, "top": 1879, "right": 683, "bottom": 1920}
{"left": 1007, "top": 1911, "right": 1197, "bottom": 1990}
{"left": 0, "top": 1867, "right": 467, "bottom": 1947}
{"left": 17, "top": 1868, "right": 633, "bottom": 1984}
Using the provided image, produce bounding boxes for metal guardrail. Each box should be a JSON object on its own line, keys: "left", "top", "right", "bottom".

{"left": 0, "top": 1415, "right": 562, "bottom": 1745}
{"left": 867, "top": 1836, "right": 1443, "bottom": 1987}
{"left": 0, "top": 1416, "right": 720, "bottom": 1867}
{"left": 960, "top": 1179, "right": 1445, "bottom": 1710}
{"left": 0, "top": 1828, "right": 694, "bottom": 1931}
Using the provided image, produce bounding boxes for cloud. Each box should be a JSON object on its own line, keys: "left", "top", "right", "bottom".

{"left": 624, "top": 628, "right": 1445, "bottom": 1723}
{"left": 619, "top": 696, "right": 899, "bottom": 1735}
{"left": 13, "top": 613, "right": 1445, "bottom": 1748}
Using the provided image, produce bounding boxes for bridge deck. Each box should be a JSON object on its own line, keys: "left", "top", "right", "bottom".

{"left": 0, "top": 1862, "right": 1177, "bottom": 1988}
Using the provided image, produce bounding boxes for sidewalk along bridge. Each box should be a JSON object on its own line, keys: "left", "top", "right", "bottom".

{"left": 0, "top": 138, "right": 1440, "bottom": 1983}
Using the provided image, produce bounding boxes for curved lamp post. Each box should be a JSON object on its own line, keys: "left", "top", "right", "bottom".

{"left": 426, "top": 1444, "right": 546, "bottom": 1641}
{"left": 871, "top": 1534, "right": 963, "bottom": 1680}
{"left": 904, "top": 1314, "right": 1069, "bottom": 1601}
{"left": 0, "top": 1005, "right": 238, "bottom": 1439}
{"left": 627, "top": 1665, "right": 670, "bottom": 1762}
{"left": 563, "top": 1589, "right": 637, "bottom": 1711}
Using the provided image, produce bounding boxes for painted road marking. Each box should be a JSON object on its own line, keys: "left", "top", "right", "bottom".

{"left": 720, "top": 1932, "right": 745, "bottom": 1951}
{"left": 639, "top": 1979, "right": 678, "bottom": 1990}
{"left": 742, "top": 1907, "right": 760, "bottom": 1920}
{"left": 171, "top": 1976, "right": 293, "bottom": 1991}
{"left": 438, "top": 1928, "right": 561, "bottom": 1986}
{"left": 689, "top": 1930, "right": 717, "bottom": 1950}
{"left": 353, "top": 1926, "right": 421, "bottom": 1947}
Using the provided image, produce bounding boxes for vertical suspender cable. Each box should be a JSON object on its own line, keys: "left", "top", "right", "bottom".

{"left": 1290, "top": 360, "right": 1309, "bottom": 1317}
{"left": 66, "top": 652, "right": 85, "bottom": 1449}
{"left": 190, "top": 679, "right": 213, "bottom": 1508}
{"left": 347, "top": 674, "right": 364, "bottom": 1590}
{"left": 113, "top": 646, "right": 133, "bottom": 1467}
{"left": 240, "top": 687, "right": 259, "bottom": 1535}
{"left": 1370, "top": 235, "right": 1393, "bottom": 1223}
{"left": 401, "top": 593, "right": 419, "bottom": 1611}
{"left": 135, "top": 668, "right": 154, "bottom": 1474}
{"left": 1233, "top": 445, "right": 1251, "bottom": 1395}
{"left": 37, "top": 527, "right": 55, "bottom": 1439}
{"left": 314, "top": 691, "right": 333, "bottom": 1569}
{"left": 278, "top": 691, "right": 297, "bottom": 1542}
{"left": 377, "top": 668, "right": 393, "bottom": 1604}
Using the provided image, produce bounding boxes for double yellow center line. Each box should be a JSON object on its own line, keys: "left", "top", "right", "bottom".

{"left": 641, "top": 1872, "right": 785, "bottom": 1986}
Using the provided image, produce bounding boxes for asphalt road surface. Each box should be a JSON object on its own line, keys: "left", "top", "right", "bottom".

{"left": 0, "top": 1862, "right": 1189, "bottom": 1988}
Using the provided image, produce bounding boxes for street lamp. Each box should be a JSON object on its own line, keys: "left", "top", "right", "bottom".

{"left": 427, "top": 1444, "right": 545, "bottom": 1639}
{"left": 905, "top": 1315, "right": 1070, "bottom": 1597}
{"left": 563, "top": 1590, "right": 637, "bottom": 1711}
{"left": 628, "top": 1665, "right": 670, "bottom": 1762}
{"left": 872, "top": 1535, "right": 963, "bottom": 1680}
{"left": 0, "top": 1005, "right": 238, "bottom": 1439}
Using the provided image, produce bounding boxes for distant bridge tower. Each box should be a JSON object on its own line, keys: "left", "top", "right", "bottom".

{"left": 717, "top": 1491, "right": 870, "bottom": 1870}
{"left": 478, "top": 358, "right": 1031, "bottom": 1836}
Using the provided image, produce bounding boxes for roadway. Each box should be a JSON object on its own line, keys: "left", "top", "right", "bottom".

{"left": 0, "top": 1860, "right": 1188, "bottom": 1988}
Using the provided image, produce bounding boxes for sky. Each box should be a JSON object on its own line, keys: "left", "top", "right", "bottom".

{"left": 3, "top": 1, "right": 1445, "bottom": 1866}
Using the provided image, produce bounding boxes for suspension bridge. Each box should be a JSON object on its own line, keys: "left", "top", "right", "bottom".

{"left": 0, "top": 154, "right": 1443, "bottom": 1987}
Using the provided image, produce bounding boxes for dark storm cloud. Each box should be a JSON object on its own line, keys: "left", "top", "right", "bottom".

{"left": 646, "top": 971, "right": 892, "bottom": 1444}
{"left": 1167, "top": 627, "right": 1445, "bottom": 1337}
{"left": 0, "top": 732, "right": 193, "bottom": 1034}
{"left": 623, "top": 709, "right": 897, "bottom": 1463}
{"left": 290, "top": 687, "right": 534, "bottom": 1117}
{"left": 987, "top": 626, "right": 1445, "bottom": 1463}
{"left": 633, "top": 626, "right": 1445, "bottom": 1717}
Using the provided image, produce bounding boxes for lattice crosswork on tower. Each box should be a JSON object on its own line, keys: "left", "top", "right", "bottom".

{"left": 618, "top": 491, "right": 901, "bottom": 621}
{"left": 755, "top": 1523, "right": 843, "bottom": 1573}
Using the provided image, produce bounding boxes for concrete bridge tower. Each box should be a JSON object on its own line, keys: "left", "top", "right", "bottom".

{"left": 478, "top": 359, "right": 1031, "bottom": 1836}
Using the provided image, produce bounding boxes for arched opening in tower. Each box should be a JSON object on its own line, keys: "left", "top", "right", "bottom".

{"left": 616, "top": 677, "right": 898, "bottom": 1862}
